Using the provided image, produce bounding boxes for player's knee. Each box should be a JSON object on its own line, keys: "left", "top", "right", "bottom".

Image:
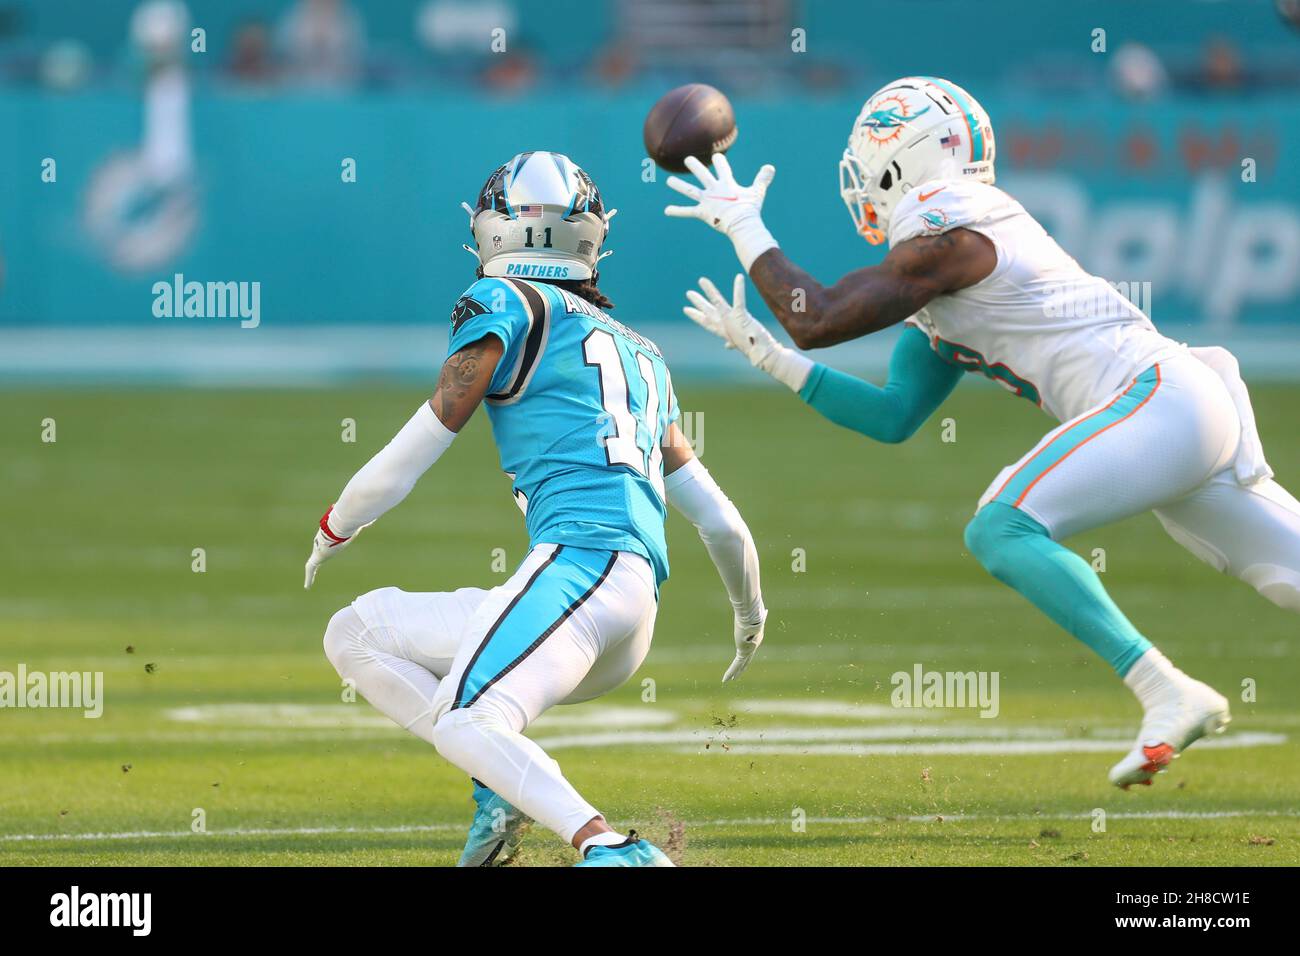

{"left": 431, "top": 708, "right": 479, "bottom": 763}
{"left": 1242, "top": 564, "right": 1300, "bottom": 613}
{"left": 964, "top": 504, "right": 1042, "bottom": 580}
{"left": 322, "top": 605, "right": 365, "bottom": 673}
{"left": 964, "top": 508, "right": 1008, "bottom": 573}
{"left": 349, "top": 586, "right": 403, "bottom": 627}
{"left": 432, "top": 703, "right": 513, "bottom": 762}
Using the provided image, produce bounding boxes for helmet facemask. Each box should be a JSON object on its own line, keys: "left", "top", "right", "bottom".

{"left": 839, "top": 148, "right": 894, "bottom": 246}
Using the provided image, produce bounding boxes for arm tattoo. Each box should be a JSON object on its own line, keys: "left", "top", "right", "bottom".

{"left": 748, "top": 228, "right": 993, "bottom": 349}
{"left": 431, "top": 337, "right": 501, "bottom": 431}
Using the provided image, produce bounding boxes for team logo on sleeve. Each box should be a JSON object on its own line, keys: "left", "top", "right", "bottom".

{"left": 450, "top": 294, "right": 490, "bottom": 332}
{"left": 921, "top": 209, "right": 951, "bottom": 232}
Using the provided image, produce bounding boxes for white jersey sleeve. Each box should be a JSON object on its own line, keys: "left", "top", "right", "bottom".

{"left": 888, "top": 178, "right": 1009, "bottom": 253}
{"left": 882, "top": 179, "right": 1184, "bottom": 422}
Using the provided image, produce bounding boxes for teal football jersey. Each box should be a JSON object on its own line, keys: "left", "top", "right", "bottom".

{"left": 447, "top": 276, "right": 679, "bottom": 584}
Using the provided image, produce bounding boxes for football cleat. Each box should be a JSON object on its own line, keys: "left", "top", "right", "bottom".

{"left": 456, "top": 782, "right": 532, "bottom": 867}
{"left": 574, "top": 831, "right": 676, "bottom": 867}
{"left": 1109, "top": 677, "right": 1231, "bottom": 789}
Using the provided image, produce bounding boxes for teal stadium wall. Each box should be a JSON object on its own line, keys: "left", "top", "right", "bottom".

{"left": 3, "top": 94, "right": 1297, "bottom": 325}
{"left": 1, "top": 0, "right": 1297, "bottom": 381}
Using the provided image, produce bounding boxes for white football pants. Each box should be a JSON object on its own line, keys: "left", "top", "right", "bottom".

{"left": 323, "top": 543, "right": 658, "bottom": 843}
{"left": 978, "top": 354, "right": 1300, "bottom": 613}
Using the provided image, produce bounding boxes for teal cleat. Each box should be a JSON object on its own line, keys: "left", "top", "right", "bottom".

{"left": 456, "top": 782, "right": 532, "bottom": 867}
{"left": 574, "top": 831, "right": 675, "bottom": 867}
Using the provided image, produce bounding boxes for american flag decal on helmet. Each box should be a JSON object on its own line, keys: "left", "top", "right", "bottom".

{"left": 940, "top": 132, "right": 962, "bottom": 149}
{"left": 518, "top": 204, "right": 543, "bottom": 218}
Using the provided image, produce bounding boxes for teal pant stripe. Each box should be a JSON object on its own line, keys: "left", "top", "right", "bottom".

{"left": 454, "top": 546, "right": 617, "bottom": 709}
{"left": 993, "top": 365, "right": 1161, "bottom": 509}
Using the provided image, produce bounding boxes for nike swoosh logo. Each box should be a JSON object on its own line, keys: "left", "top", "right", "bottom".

{"left": 918, "top": 188, "right": 945, "bottom": 202}
{"left": 715, "top": 196, "right": 739, "bottom": 201}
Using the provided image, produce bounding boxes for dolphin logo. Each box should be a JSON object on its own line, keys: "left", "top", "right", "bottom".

{"left": 863, "top": 104, "right": 930, "bottom": 129}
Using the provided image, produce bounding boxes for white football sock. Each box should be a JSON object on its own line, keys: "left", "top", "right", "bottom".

{"left": 322, "top": 606, "right": 441, "bottom": 746}
{"left": 1123, "top": 648, "right": 1185, "bottom": 709}
{"left": 431, "top": 707, "right": 601, "bottom": 843}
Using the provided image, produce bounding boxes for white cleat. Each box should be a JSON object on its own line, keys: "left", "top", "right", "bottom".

{"left": 1109, "top": 676, "right": 1231, "bottom": 789}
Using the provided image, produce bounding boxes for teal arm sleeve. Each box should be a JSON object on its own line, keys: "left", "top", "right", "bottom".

{"left": 796, "top": 325, "right": 963, "bottom": 444}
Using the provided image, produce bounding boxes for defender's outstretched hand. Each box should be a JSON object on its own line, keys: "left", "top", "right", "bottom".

{"left": 664, "top": 155, "right": 779, "bottom": 271}
{"left": 723, "top": 610, "right": 767, "bottom": 683}
{"left": 303, "top": 506, "right": 371, "bottom": 589}
{"left": 683, "top": 274, "right": 812, "bottom": 392}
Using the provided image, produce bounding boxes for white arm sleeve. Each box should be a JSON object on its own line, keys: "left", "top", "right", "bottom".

{"left": 665, "top": 458, "right": 765, "bottom": 624}
{"left": 328, "top": 403, "right": 456, "bottom": 537}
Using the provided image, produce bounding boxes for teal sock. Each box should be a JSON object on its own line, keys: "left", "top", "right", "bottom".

{"left": 964, "top": 503, "right": 1152, "bottom": 676}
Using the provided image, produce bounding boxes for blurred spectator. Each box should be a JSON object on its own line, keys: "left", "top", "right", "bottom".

{"left": 130, "top": 0, "right": 193, "bottom": 186}
{"left": 130, "top": 0, "right": 189, "bottom": 69}
{"left": 592, "top": 41, "right": 638, "bottom": 89}
{"left": 483, "top": 45, "right": 537, "bottom": 93}
{"left": 1200, "top": 36, "right": 1245, "bottom": 91}
{"left": 39, "top": 39, "right": 93, "bottom": 91}
{"left": 228, "top": 19, "right": 276, "bottom": 85}
{"left": 277, "top": 0, "right": 365, "bottom": 88}
{"left": 1278, "top": 0, "right": 1300, "bottom": 32}
{"left": 799, "top": 60, "right": 851, "bottom": 94}
{"left": 1110, "top": 42, "right": 1168, "bottom": 101}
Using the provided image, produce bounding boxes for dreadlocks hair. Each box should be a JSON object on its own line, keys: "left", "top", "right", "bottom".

{"left": 474, "top": 268, "right": 614, "bottom": 310}
{"left": 553, "top": 276, "right": 614, "bottom": 310}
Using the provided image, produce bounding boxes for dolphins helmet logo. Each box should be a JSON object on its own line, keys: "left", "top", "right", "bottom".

{"left": 860, "top": 95, "right": 931, "bottom": 147}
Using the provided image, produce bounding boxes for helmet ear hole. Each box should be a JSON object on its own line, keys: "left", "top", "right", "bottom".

{"left": 879, "top": 169, "right": 893, "bottom": 191}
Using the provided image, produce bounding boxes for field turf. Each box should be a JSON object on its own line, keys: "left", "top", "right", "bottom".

{"left": 2, "top": 382, "right": 1297, "bottom": 866}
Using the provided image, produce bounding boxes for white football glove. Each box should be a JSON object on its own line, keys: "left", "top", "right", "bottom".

{"left": 664, "top": 154, "right": 779, "bottom": 270}
{"left": 722, "top": 609, "right": 767, "bottom": 683}
{"left": 683, "top": 274, "right": 812, "bottom": 392}
{"left": 303, "top": 506, "right": 372, "bottom": 589}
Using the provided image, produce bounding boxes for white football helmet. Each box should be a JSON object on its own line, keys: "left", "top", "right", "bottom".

{"left": 839, "top": 76, "right": 996, "bottom": 245}
{"left": 463, "top": 151, "right": 614, "bottom": 281}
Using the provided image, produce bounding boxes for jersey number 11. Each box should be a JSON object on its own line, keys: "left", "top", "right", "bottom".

{"left": 583, "top": 328, "right": 666, "bottom": 499}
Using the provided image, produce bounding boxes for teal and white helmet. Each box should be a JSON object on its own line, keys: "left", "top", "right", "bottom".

{"left": 463, "top": 151, "right": 614, "bottom": 281}
{"left": 839, "top": 76, "right": 995, "bottom": 245}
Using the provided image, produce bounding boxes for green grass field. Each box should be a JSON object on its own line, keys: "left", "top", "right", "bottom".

{"left": 2, "top": 382, "right": 1297, "bottom": 866}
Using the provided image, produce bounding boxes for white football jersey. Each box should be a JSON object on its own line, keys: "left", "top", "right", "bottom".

{"left": 889, "top": 179, "right": 1184, "bottom": 422}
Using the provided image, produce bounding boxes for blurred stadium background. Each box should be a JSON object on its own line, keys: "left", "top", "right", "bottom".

{"left": 2, "top": 0, "right": 1299, "bottom": 384}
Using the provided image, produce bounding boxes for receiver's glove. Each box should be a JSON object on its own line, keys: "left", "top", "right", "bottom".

{"left": 684, "top": 274, "right": 811, "bottom": 392}
{"left": 664, "top": 154, "right": 779, "bottom": 270}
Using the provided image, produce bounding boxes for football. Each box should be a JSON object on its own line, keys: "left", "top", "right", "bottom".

{"left": 643, "top": 82, "right": 737, "bottom": 173}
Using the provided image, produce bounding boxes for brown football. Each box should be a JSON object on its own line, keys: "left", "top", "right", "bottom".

{"left": 643, "top": 83, "right": 737, "bottom": 173}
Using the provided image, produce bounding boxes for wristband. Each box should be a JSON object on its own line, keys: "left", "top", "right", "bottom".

{"left": 730, "top": 213, "right": 779, "bottom": 272}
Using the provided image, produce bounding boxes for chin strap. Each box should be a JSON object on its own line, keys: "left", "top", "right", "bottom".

{"left": 597, "top": 208, "right": 617, "bottom": 264}
{"left": 460, "top": 201, "right": 480, "bottom": 261}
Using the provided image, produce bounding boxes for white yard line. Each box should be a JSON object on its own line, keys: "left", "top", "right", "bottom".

{"left": 665, "top": 738, "right": 1284, "bottom": 759}
{"left": 3, "top": 809, "right": 1297, "bottom": 844}
{"left": 530, "top": 729, "right": 1286, "bottom": 753}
